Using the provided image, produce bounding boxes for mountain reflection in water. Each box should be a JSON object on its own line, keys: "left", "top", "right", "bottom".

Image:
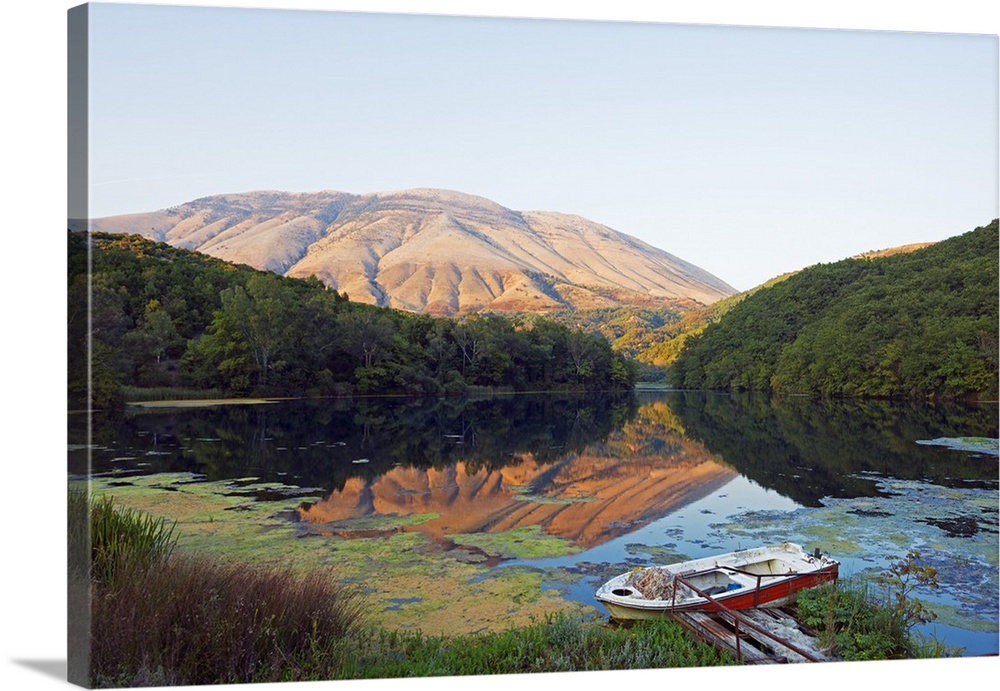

{"left": 296, "top": 438, "right": 736, "bottom": 550}
{"left": 74, "top": 391, "right": 998, "bottom": 546}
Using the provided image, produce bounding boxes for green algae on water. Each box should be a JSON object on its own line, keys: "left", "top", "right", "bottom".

{"left": 300, "top": 513, "right": 441, "bottom": 536}
{"left": 624, "top": 543, "right": 691, "bottom": 564}
{"left": 703, "top": 476, "right": 998, "bottom": 627}
{"left": 450, "top": 525, "right": 581, "bottom": 559}
{"left": 71, "top": 471, "right": 592, "bottom": 636}
{"left": 512, "top": 494, "right": 597, "bottom": 505}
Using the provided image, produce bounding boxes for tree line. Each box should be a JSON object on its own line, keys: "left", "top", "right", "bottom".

{"left": 69, "top": 232, "right": 637, "bottom": 409}
{"left": 669, "top": 220, "right": 999, "bottom": 400}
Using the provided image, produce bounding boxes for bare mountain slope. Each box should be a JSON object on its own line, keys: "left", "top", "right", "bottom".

{"left": 89, "top": 188, "right": 736, "bottom": 315}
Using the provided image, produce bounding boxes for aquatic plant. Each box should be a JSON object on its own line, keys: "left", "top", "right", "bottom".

{"left": 875, "top": 549, "right": 941, "bottom": 629}
{"left": 120, "top": 385, "right": 227, "bottom": 402}
{"left": 82, "top": 499, "right": 729, "bottom": 684}
{"left": 796, "top": 578, "right": 910, "bottom": 660}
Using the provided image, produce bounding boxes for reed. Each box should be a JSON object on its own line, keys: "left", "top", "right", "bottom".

{"left": 90, "top": 553, "right": 364, "bottom": 686}
{"left": 88, "top": 494, "right": 178, "bottom": 585}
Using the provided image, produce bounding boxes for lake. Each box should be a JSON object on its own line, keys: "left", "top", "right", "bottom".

{"left": 69, "top": 390, "right": 999, "bottom": 656}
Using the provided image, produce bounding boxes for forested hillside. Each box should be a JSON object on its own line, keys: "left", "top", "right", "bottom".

{"left": 515, "top": 277, "right": 794, "bottom": 381}
{"left": 69, "top": 232, "right": 636, "bottom": 410}
{"left": 669, "top": 220, "right": 999, "bottom": 400}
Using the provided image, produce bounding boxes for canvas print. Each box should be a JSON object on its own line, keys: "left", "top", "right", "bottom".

{"left": 67, "top": 2, "right": 999, "bottom": 688}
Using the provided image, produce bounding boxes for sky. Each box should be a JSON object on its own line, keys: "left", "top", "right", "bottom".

{"left": 2, "top": 4, "right": 999, "bottom": 691}
{"left": 75, "top": 1, "right": 998, "bottom": 291}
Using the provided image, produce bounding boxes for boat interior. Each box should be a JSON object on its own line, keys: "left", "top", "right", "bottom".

{"left": 732, "top": 558, "right": 798, "bottom": 576}
{"left": 681, "top": 569, "right": 747, "bottom": 596}
{"left": 677, "top": 558, "right": 801, "bottom": 596}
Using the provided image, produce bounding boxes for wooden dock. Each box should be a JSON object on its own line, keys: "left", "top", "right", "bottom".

{"left": 670, "top": 605, "right": 834, "bottom": 664}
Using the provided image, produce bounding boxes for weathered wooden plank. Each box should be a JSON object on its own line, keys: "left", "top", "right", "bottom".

{"left": 669, "top": 606, "right": 834, "bottom": 665}
{"left": 741, "top": 608, "right": 834, "bottom": 663}
{"left": 672, "top": 611, "right": 776, "bottom": 664}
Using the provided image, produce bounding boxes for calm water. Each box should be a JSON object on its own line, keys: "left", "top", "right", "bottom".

{"left": 69, "top": 390, "right": 999, "bottom": 655}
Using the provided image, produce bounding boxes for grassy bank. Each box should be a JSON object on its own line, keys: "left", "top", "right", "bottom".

{"left": 330, "top": 612, "right": 734, "bottom": 680}
{"left": 72, "top": 491, "right": 733, "bottom": 687}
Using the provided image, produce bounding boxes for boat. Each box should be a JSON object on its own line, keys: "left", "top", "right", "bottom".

{"left": 595, "top": 542, "right": 839, "bottom": 621}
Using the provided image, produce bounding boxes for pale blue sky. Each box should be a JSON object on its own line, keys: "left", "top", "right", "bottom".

{"left": 83, "top": 1, "right": 998, "bottom": 289}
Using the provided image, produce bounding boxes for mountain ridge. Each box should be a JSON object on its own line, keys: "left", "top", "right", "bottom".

{"left": 87, "top": 188, "right": 737, "bottom": 316}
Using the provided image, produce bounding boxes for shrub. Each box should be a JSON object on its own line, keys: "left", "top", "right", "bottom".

{"left": 795, "top": 558, "right": 954, "bottom": 662}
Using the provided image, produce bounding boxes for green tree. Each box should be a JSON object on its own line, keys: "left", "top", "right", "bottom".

{"left": 81, "top": 230, "right": 643, "bottom": 398}
{"left": 209, "top": 274, "right": 298, "bottom": 390}
{"left": 125, "top": 299, "right": 183, "bottom": 385}
{"left": 567, "top": 330, "right": 601, "bottom": 381}
{"left": 340, "top": 310, "right": 396, "bottom": 369}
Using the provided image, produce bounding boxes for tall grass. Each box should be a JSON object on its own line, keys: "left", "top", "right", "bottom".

{"left": 88, "top": 494, "right": 178, "bottom": 585}
{"left": 90, "top": 555, "right": 365, "bottom": 687}
{"left": 79, "top": 492, "right": 365, "bottom": 687}
{"left": 90, "top": 571, "right": 731, "bottom": 686}
{"left": 78, "top": 494, "right": 933, "bottom": 686}
{"left": 77, "top": 495, "right": 734, "bottom": 686}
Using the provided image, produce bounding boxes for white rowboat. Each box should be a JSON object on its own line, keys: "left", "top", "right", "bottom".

{"left": 595, "top": 542, "right": 839, "bottom": 621}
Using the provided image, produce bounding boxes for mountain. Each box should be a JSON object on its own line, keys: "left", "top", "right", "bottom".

{"left": 669, "top": 220, "right": 999, "bottom": 400}
{"left": 87, "top": 188, "right": 736, "bottom": 316}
